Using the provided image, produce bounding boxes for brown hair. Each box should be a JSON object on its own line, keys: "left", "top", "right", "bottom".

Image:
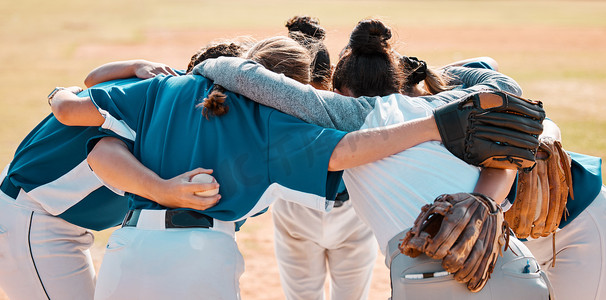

{"left": 201, "top": 36, "right": 312, "bottom": 118}
{"left": 285, "top": 15, "right": 332, "bottom": 90}
{"left": 332, "top": 19, "right": 403, "bottom": 97}
{"left": 188, "top": 42, "right": 247, "bottom": 119}
{"left": 246, "top": 36, "right": 312, "bottom": 85}
{"left": 186, "top": 42, "right": 246, "bottom": 74}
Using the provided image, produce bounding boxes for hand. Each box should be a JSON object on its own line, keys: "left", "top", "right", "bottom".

{"left": 65, "top": 86, "right": 84, "bottom": 94}
{"left": 151, "top": 168, "right": 221, "bottom": 211}
{"left": 134, "top": 60, "right": 178, "bottom": 79}
{"left": 53, "top": 86, "right": 84, "bottom": 100}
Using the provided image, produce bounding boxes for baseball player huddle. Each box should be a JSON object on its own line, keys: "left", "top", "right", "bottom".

{"left": 0, "top": 15, "right": 604, "bottom": 300}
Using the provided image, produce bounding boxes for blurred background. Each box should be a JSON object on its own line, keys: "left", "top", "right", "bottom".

{"left": 1, "top": 0, "right": 605, "bottom": 299}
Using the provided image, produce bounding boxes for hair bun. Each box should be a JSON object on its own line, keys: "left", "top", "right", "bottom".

{"left": 286, "top": 15, "right": 326, "bottom": 40}
{"left": 348, "top": 19, "right": 392, "bottom": 55}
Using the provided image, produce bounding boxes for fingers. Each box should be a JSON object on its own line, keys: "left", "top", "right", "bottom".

{"left": 163, "top": 66, "right": 178, "bottom": 76}
{"left": 164, "top": 194, "right": 221, "bottom": 211}
{"left": 175, "top": 168, "right": 214, "bottom": 182}
{"left": 147, "top": 65, "right": 177, "bottom": 77}
{"left": 65, "top": 86, "right": 84, "bottom": 94}
{"left": 185, "top": 167, "right": 214, "bottom": 177}
{"left": 138, "top": 64, "right": 178, "bottom": 79}
{"left": 186, "top": 194, "right": 221, "bottom": 211}
{"left": 185, "top": 182, "right": 220, "bottom": 193}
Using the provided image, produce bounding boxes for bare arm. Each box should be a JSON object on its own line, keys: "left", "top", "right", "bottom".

{"left": 473, "top": 168, "right": 517, "bottom": 204}
{"left": 84, "top": 59, "right": 177, "bottom": 87}
{"left": 328, "top": 115, "right": 440, "bottom": 171}
{"left": 87, "top": 137, "right": 221, "bottom": 210}
{"left": 50, "top": 88, "right": 103, "bottom": 126}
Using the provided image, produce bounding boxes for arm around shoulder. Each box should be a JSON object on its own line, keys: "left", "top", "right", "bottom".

{"left": 328, "top": 115, "right": 440, "bottom": 171}
{"left": 84, "top": 59, "right": 178, "bottom": 88}
{"left": 50, "top": 86, "right": 105, "bottom": 126}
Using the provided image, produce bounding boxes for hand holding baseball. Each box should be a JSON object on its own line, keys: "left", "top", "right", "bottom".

{"left": 190, "top": 173, "right": 220, "bottom": 196}
{"left": 152, "top": 168, "right": 220, "bottom": 211}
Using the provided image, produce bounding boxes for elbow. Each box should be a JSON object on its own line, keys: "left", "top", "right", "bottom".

{"left": 83, "top": 75, "right": 96, "bottom": 88}
{"left": 51, "top": 102, "right": 75, "bottom": 125}
{"left": 87, "top": 137, "right": 125, "bottom": 172}
{"left": 87, "top": 145, "right": 102, "bottom": 173}
{"left": 327, "top": 153, "right": 345, "bottom": 172}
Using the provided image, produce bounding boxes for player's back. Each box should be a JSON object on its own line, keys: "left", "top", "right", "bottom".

{"left": 343, "top": 94, "right": 481, "bottom": 252}
{"left": 128, "top": 75, "right": 342, "bottom": 221}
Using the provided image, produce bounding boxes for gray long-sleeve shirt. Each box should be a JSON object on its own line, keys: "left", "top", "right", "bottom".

{"left": 193, "top": 57, "right": 522, "bottom": 132}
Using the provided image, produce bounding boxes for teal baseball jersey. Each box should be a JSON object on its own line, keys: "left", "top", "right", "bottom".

{"left": 0, "top": 78, "right": 144, "bottom": 230}
{"left": 88, "top": 74, "right": 346, "bottom": 222}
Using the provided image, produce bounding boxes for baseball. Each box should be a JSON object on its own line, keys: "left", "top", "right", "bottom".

{"left": 190, "top": 173, "right": 219, "bottom": 196}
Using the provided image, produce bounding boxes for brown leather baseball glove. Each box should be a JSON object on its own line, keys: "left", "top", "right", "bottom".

{"left": 399, "top": 193, "right": 508, "bottom": 292}
{"left": 504, "top": 136, "right": 573, "bottom": 267}
{"left": 505, "top": 136, "right": 574, "bottom": 240}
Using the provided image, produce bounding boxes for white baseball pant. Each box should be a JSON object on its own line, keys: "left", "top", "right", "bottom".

{"left": 94, "top": 209, "right": 242, "bottom": 300}
{"left": 0, "top": 187, "right": 95, "bottom": 300}
{"left": 272, "top": 199, "right": 377, "bottom": 300}
{"left": 523, "top": 185, "right": 606, "bottom": 300}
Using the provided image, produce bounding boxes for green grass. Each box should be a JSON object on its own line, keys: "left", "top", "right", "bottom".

{"left": 1, "top": 0, "right": 605, "bottom": 181}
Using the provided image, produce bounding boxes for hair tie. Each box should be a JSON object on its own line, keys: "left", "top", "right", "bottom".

{"left": 403, "top": 56, "right": 427, "bottom": 85}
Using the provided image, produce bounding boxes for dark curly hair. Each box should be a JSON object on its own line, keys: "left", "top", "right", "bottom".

{"left": 286, "top": 15, "right": 332, "bottom": 90}
{"left": 186, "top": 42, "right": 246, "bottom": 74}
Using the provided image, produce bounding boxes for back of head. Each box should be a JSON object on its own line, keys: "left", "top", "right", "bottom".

{"left": 186, "top": 42, "right": 247, "bottom": 74}
{"left": 285, "top": 15, "right": 332, "bottom": 90}
{"left": 191, "top": 42, "right": 248, "bottom": 118}
{"left": 199, "top": 37, "right": 311, "bottom": 119}
{"left": 285, "top": 15, "right": 325, "bottom": 40}
{"left": 332, "top": 19, "right": 402, "bottom": 97}
{"left": 246, "top": 36, "right": 312, "bottom": 85}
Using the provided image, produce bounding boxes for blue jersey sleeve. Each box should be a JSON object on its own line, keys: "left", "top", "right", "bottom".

{"left": 86, "top": 133, "right": 135, "bottom": 157}
{"left": 267, "top": 110, "right": 346, "bottom": 200}
{"left": 560, "top": 152, "right": 602, "bottom": 227}
{"left": 88, "top": 77, "right": 160, "bottom": 131}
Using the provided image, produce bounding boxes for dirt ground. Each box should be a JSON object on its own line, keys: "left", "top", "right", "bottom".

{"left": 0, "top": 22, "right": 604, "bottom": 299}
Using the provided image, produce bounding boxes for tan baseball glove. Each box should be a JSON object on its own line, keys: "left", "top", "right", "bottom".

{"left": 505, "top": 136, "right": 574, "bottom": 240}
{"left": 399, "top": 193, "right": 508, "bottom": 292}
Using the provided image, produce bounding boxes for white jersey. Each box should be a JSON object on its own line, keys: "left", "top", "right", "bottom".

{"left": 343, "top": 94, "right": 480, "bottom": 253}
